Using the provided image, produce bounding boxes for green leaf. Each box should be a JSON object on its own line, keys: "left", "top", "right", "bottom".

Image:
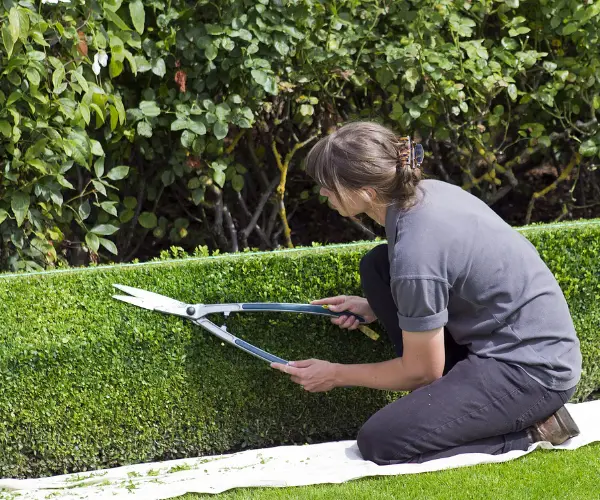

{"left": 80, "top": 103, "right": 91, "bottom": 125}
{"left": 110, "top": 59, "right": 124, "bottom": 78}
{"left": 213, "top": 169, "right": 226, "bottom": 188}
{"left": 92, "top": 180, "right": 107, "bottom": 196}
{"left": 107, "top": 166, "right": 130, "bottom": 180}
{"left": 91, "top": 224, "right": 119, "bottom": 236}
{"left": 100, "top": 202, "right": 118, "bottom": 217}
{"left": 579, "top": 140, "right": 598, "bottom": 157}
{"left": 79, "top": 200, "right": 91, "bottom": 221}
{"left": 28, "top": 51, "right": 46, "bottom": 61}
{"left": 57, "top": 175, "right": 75, "bottom": 190}
{"left": 138, "top": 212, "right": 158, "bottom": 229}
{"left": 137, "top": 121, "right": 153, "bottom": 137}
{"left": 120, "top": 209, "right": 135, "bottom": 223}
{"left": 85, "top": 232, "right": 100, "bottom": 253}
{"left": 129, "top": 0, "right": 145, "bottom": 35}
{"left": 124, "top": 196, "right": 137, "bottom": 209}
{"left": 251, "top": 69, "right": 268, "bottom": 87}
{"left": 274, "top": 39, "right": 289, "bottom": 56}
{"left": 139, "top": 101, "right": 161, "bottom": 117}
{"left": 152, "top": 58, "right": 166, "bottom": 77}
{"left": 161, "top": 170, "right": 175, "bottom": 186}
{"left": 181, "top": 130, "right": 196, "bottom": 148}
{"left": 205, "top": 45, "right": 218, "bottom": 61}
{"left": 0, "top": 209, "right": 8, "bottom": 225}
{"left": 192, "top": 188, "right": 205, "bottom": 205}
{"left": 508, "top": 26, "right": 530, "bottom": 37}
{"left": 507, "top": 84, "right": 518, "bottom": 101}
{"left": 232, "top": 174, "right": 244, "bottom": 192}
{"left": 71, "top": 71, "right": 89, "bottom": 93}
{"left": 215, "top": 103, "right": 231, "bottom": 121}
{"left": 8, "top": 8, "right": 20, "bottom": 43}
{"left": 213, "top": 121, "right": 229, "bottom": 140}
{"left": 222, "top": 38, "right": 235, "bottom": 51}
{"left": 99, "top": 237, "right": 118, "bottom": 255}
{"left": 0, "top": 120, "right": 11, "bottom": 138}
{"left": 114, "top": 96, "right": 126, "bottom": 124}
{"left": 105, "top": 9, "right": 131, "bottom": 31}
{"left": 110, "top": 105, "right": 119, "bottom": 131}
{"left": 17, "top": 9, "right": 29, "bottom": 40}
{"left": 90, "top": 140, "right": 105, "bottom": 157}
{"left": 26, "top": 68, "right": 40, "bottom": 87}
{"left": 562, "top": 23, "right": 579, "bottom": 36}
{"left": 94, "top": 157, "right": 105, "bottom": 178}
{"left": 11, "top": 191, "right": 29, "bottom": 227}
{"left": 123, "top": 50, "right": 137, "bottom": 75}
{"left": 171, "top": 119, "right": 206, "bottom": 135}
{"left": 300, "top": 104, "right": 314, "bottom": 116}
{"left": 2, "top": 25, "right": 15, "bottom": 58}
{"left": 52, "top": 66, "right": 66, "bottom": 91}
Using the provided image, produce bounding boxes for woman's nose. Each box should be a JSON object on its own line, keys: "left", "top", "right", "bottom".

{"left": 320, "top": 187, "right": 329, "bottom": 197}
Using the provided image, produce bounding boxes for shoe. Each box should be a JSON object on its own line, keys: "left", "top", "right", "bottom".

{"left": 526, "top": 406, "right": 580, "bottom": 445}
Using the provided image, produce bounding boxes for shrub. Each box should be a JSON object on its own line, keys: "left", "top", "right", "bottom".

{"left": 0, "top": 219, "right": 598, "bottom": 478}
{"left": 1, "top": 0, "right": 600, "bottom": 270}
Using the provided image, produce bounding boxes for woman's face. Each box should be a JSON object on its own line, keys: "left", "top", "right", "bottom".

{"left": 319, "top": 186, "right": 370, "bottom": 217}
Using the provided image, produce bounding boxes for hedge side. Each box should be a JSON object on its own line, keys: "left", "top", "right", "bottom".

{"left": 0, "top": 220, "right": 599, "bottom": 478}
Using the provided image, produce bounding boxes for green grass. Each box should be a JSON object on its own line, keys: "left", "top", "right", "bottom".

{"left": 170, "top": 442, "right": 600, "bottom": 500}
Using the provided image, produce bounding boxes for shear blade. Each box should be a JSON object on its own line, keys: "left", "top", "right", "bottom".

{"left": 112, "top": 294, "right": 160, "bottom": 311}
{"left": 112, "top": 284, "right": 188, "bottom": 309}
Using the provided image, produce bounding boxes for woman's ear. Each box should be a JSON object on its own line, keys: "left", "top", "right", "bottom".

{"left": 364, "top": 187, "right": 377, "bottom": 201}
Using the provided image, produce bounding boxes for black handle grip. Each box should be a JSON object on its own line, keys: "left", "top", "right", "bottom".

{"left": 240, "top": 303, "right": 365, "bottom": 323}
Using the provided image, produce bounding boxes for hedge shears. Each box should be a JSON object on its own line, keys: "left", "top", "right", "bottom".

{"left": 112, "top": 284, "right": 378, "bottom": 365}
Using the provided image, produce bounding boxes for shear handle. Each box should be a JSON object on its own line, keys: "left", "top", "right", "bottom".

{"left": 240, "top": 303, "right": 365, "bottom": 323}
{"left": 196, "top": 318, "right": 288, "bottom": 365}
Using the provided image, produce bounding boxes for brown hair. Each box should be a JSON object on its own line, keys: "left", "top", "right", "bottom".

{"left": 304, "top": 121, "right": 422, "bottom": 211}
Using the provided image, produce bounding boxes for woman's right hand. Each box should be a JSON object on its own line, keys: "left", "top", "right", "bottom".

{"left": 311, "top": 295, "right": 376, "bottom": 330}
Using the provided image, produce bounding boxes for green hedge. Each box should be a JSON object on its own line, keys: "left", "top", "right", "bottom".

{"left": 0, "top": 220, "right": 599, "bottom": 478}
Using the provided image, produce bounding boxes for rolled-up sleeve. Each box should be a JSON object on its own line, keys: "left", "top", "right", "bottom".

{"left": 391, "top": 277, "right": 450, "bottom": 332}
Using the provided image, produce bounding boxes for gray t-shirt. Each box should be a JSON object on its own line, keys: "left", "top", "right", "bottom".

{"left": 385, "top": 179, "right": 581, "bottom": 391}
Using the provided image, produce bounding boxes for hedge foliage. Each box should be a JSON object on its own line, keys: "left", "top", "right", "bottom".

{"left": 0, "top": 219, "right": 598, "bottom": 478}
{"left": 1, "top": 0, "right": 600, "bottom": 271}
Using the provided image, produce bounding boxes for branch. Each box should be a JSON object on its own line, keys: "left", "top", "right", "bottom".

{"left": 525, "top": 152, "right": 580, "bottom": 224}
{"left": 225, "top": 129, "right": 245, "bottom": 155}
{"left": 223, "top": 204, "right": 238, "bottom": 252}
{"left": 271, "top": 134, "right": 319, "bottom": 248}
{"left": 211, "top": 186, "right": 229, "bottom": 249}
{"left": 240, "top": 175, "right": 279, "bottom": 246}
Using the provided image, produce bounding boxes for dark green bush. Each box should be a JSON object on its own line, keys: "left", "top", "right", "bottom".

{"left": 1, "top": 0, "right": 600, "bottom": 270}
{"left": 0, "top": 220, "right": 598, "bottom": 478}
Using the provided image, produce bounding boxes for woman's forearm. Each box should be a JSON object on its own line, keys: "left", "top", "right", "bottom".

{"left": 334, "top": 357, "right": 434, "bottom": 391}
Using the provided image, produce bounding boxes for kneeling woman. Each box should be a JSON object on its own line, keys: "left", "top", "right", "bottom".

{"left": 271, "top": 121, "right": 581, "bottom": 464}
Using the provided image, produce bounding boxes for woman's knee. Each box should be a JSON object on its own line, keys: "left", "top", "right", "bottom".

{"left": 357, "top": 414, "right": 412, "bottom": 465}
{"left": 357, "top": 419, "right": 387, "bottom": 465}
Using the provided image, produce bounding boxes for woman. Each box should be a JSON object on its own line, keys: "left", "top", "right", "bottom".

{"left": 270, "top": 121, "right": 581, "bottom": 465}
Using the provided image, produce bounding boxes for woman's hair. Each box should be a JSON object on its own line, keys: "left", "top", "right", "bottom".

{"left": 304, "top": 121, "right": 422, "bottom": 210}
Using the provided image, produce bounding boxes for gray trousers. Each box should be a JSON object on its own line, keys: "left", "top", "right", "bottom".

{"left": 357, "top": 244, "right": 576, "bottom": 465}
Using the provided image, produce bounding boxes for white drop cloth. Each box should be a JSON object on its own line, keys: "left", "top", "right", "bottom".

{"left": 2, "top": 400, "right": 599, "bottom": 499}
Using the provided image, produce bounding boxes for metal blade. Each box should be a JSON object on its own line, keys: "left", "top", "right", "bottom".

{"left": 112, "top": 295, "right": 159, "bottom": 311}
{"left": 112, "top": 284, "right": 188, "bottom": 309}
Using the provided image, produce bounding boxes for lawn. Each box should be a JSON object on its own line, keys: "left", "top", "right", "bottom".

{"left": 170, "top": 442, "right": 600, "bottom": 500}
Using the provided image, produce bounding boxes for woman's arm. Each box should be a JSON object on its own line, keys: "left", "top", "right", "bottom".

{"left": 335, "top": 327, "right": 446, "bottom": 391}
{"left": 271, "top": 327, "right": 446, "bottom": 392}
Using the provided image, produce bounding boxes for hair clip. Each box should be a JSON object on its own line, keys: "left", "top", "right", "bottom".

{"left": 397, "top": 137, "right": 424, "bottom": 170}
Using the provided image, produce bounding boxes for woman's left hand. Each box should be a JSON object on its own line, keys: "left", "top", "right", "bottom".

{"left": 270, "top": 359, "right": 339, "bottom": 392}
